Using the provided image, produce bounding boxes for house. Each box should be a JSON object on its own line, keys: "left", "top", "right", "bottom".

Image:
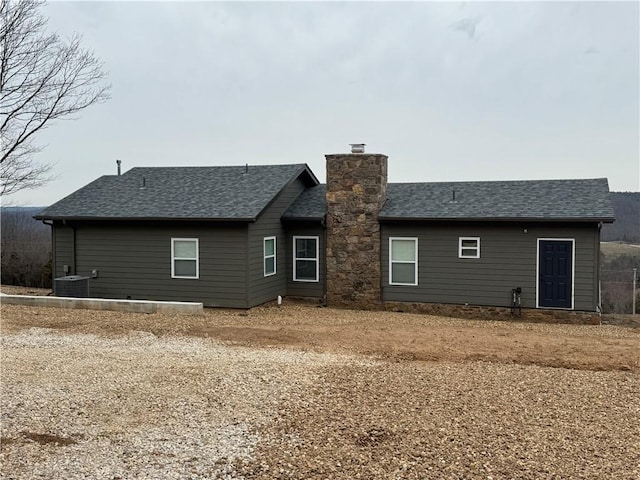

{"left": 35, "top": 147, "right": 615, "bottom": 321}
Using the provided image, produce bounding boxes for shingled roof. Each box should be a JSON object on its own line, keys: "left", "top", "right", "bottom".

{"left": 281, "top": 185, "right": 327, "bottom": 221}
{"left": 35, "top": 164, "right": 318, "bottom": 221}
{"left": 283, "top": 178, "right": 615, "bottom": 222}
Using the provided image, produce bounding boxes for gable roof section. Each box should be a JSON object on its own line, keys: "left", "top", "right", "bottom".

{"left": 283, "top": 178, "right": 615, "bottom": 222}
{"left": 380, "top": 178, "right": 614, "bottom": 222}
{"left": 36, "top": 164, "right": 318, "bottom": 221}
{"left": 282, "top": 184, "right": 327, "bottom": 221}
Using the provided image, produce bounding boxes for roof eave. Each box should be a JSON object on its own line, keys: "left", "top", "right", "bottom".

{"left": 281, "top": 215, "right": 326, "bottom": 222}
{"left": 300, "top": 164, "right": 321, "bottom": 187}
{"left": 33, "top": 215, "right": 256, "bottom": 222}
{"left": 378, "top": 216, "right": 615, "bottom": 223}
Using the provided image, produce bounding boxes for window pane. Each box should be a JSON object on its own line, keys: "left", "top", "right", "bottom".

{"left": 461, "top": 239, "right": 478, "bottom": 248}
{"left": 265, "top": 257, "right": 275, "bottom": 275}
{"left": 391, "top": 240, "right": 415, "bottom": 262}
{"left": 296, "top": 238, "right": 316, "bottom": 259}
{"left": 174, "top": 240, "right": 196, "bottom": 258}
{"left": 461, "top": 248, "right": 478, "bottom": 257}
{"left": 264, "top": 238, "right": 275, "bottom": 256}
{"left": 392, "top": 263, "right": 416, "bottom": 284}
{"left": 296, "top": 259, "right": 317, "bottom": 280}
{"left": 175, "top": 259, "right": 196, "bottom": 277}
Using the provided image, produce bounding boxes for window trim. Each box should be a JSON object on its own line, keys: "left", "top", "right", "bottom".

{"left": 389, "top": 237, "right": 418, "bottom": 286}
{"left": 458, "top": 237, "right": 480, "bottom": 259}
{"left": 264, "top": 236, "right": 277, "bottom": 277}
{"left": 293, "top": 235, "right": 319, "bottom": 283}
{"left": 171, "top": 238, "right": 199, "bottom": 279}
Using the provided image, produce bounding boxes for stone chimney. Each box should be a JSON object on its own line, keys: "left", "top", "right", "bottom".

{"left": 325, "top": 145, "right": 388, "bottom": 309}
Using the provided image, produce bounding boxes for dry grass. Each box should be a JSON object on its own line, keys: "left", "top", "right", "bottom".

{"left": 601, "top": 241, "right": 640, "bottom": 259}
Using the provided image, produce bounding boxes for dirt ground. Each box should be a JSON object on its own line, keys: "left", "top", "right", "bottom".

{"left": 1, "top": 297, "right": 639, "bottom": 373}
{"left": 1, "top": 289, "right": 640, "bottom": 479}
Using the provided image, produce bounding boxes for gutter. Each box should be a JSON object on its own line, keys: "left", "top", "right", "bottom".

{"left": 60, "top": 220, "right": 77, "bottom": 275}
{"left": 33, "top": 216, "right": 258, "bottom": 223}
{"left": 281, "top": 215, "right": 326, "bottom": 223}
{"left": 40, "top": 220, "right": 54, "bottom": 286}
{"left": 377, "top": 216, "right": 616, "bottom": 223}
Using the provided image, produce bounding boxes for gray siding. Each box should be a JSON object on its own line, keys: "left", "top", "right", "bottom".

{"left": 247, "top": 178, "right": 307, "bottom": 307}
{"left": 70, "top": 221, "right": 248, "bottom": 307}
{"left": 53, "top": 223, "right": 74, "bottom": 278}
{"left": 381, "top": 222, "right": 599, "bottom": 311}
{"left": 285, "top": 223, "right": 325, "bottom": 299}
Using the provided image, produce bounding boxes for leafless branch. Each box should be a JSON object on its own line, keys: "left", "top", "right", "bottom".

{"left": 0, "top": 0, "right": 110, "bottom": 196}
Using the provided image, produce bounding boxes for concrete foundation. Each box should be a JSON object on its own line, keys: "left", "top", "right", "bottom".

{"left": 1, "top": 294, "right": 203, "bottom": 316}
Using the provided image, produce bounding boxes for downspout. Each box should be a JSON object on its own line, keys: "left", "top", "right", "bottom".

{"left": 42, "top": 220, "right": 54, "bottom": 287}
{"left": 72, "top": 224, "right": 76, "bottom": 275}
{"left": 379, "top": 197, "right": 389, "bottom": 306}
{"left": 245, "top": 223, "right": 250, "bottom": 309}
{"left": 596, "top": 221, "right": 603, "bottom": 314}
{"left": 63, "top": 219, "right": 76, "bottom": 275}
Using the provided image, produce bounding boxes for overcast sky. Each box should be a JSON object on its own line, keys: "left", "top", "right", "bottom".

{"left": 7, "top": 0, "right": 640, "bottom": 206}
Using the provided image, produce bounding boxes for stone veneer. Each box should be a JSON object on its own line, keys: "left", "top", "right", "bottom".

{"left": 325, "top": 153, "right": 388, "bottom": 309}
{"left": 384, "top": 302, "right": 601, "bottom": 325}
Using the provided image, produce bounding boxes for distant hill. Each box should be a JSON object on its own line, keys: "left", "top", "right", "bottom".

{"left": 602, "top": 192, "right": 640, "bottom": 244}
{"left": 1, "top": 206, "right": 51, "bottom": 288}
{"left": 1, "top": 206, "right": 45, "bottom": 212}
{"left": 0, "top": 207, "right": 49, "bottom": 234}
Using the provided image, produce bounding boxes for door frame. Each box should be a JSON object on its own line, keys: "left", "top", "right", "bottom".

{"left": 535, "top": 238, "right": 575, "bottom": 310}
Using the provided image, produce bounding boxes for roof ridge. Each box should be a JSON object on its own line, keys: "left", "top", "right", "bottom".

{"left": 36, "top": 164, "right": 312, "bottom": 221}
{"left": 388, "top": 178, "right": 608, "bottom": 186}
{"left": 127, "top": 163, "right": 307, "bottom": 171}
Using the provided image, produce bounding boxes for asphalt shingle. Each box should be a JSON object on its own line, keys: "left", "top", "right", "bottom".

{"left": 36, "top": 164, "right": 313, "bottom": 221}
{"left": 37, "top": 163, "right": 614, "bottom": 223}
{"left": 381, "top": 178, "right": 614, "bottom": 221}
{"left": 283, "top": 178, "right": 614, "bottom": 222}
{"left": 282, "top": 185, "right": 327, "bottom": 220}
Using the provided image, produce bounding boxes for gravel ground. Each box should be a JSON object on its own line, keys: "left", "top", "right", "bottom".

{"left": 1, "top": 298, "right": 639, "bottom": 479}
{"left": 0, "top": 286, "right": 52, "bottom": 296}
{"left": 236, "top": 362, "right": 639, "bottom": 479}
{"left": 1, "top": 328, "right": 363, "bottom": 479}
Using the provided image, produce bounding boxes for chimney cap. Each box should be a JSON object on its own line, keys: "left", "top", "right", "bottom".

{"left": 349, "top": 143, "right": 366, "bottom": 154}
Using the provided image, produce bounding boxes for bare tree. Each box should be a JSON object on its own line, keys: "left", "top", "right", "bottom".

{"left": 0, "top": 0, "right": 110, "bottom": 196}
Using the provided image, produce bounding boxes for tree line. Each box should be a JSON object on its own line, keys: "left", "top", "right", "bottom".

{"left": 1, "top": 207, "right": 51, "bottom": 288}
{"left": 602, "top": 192, "right": 640, "bottom": 244}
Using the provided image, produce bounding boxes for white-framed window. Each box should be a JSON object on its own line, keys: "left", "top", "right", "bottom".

{"left": 389, "top": 237, "right": 418, "bottom": 286}
{"left": 264, "top": 236, "right": 276, "bottom": 277}
{"left": 293, "top": 236, "right": 319, "bottom": 282}
{"left": 171, "top": 238, "right": 199, "bottom": 279}
{"left": 459, "top": 237, "right": 480, "bottom": 259}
